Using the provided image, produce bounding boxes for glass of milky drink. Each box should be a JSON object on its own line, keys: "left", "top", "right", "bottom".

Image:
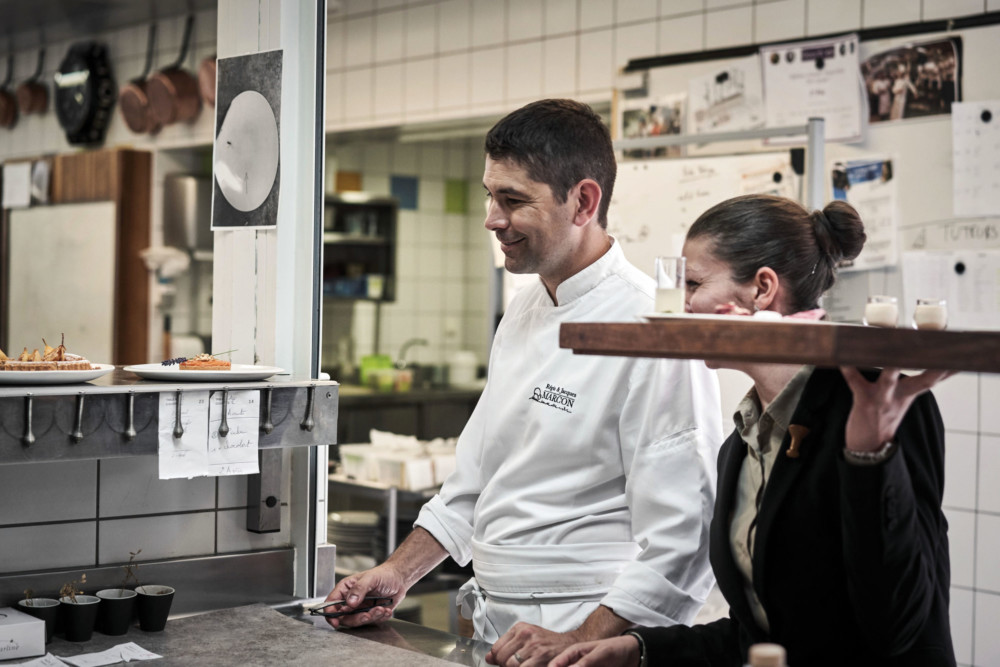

{"left": 655, "top": 256, "right": 686, "bottom": 313}
{"left": 913, "top": 298, "right": 948, "bottom": 330}
{"left": 863, "top": 295, "right": 899, "bottom": 327}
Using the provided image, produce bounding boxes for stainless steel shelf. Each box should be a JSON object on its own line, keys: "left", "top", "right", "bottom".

{"left": 0, "top": 368, "right": 339, "bottom": 464}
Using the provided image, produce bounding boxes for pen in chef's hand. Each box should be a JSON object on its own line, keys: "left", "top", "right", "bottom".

{"left": 309, "top": 596, "right": 393, "bottom": 618}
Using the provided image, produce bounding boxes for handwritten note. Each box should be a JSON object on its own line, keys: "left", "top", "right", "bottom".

{"left": 59, "top": 642, "right": 162, "bottom": 666}
{"left": 608, "top": 152, "right": 797, "bottom": 278}
{"left": 952, "top": 100, "right": 1000, "bottom": 217}
{"left": 158, "top": 390, "right": 210, "bottom": 479}
{"left": 208, "top": 390, "right": 260, "bottom": 476}
{"left": 158, "top": 390, "right": 260, "bottom": 479}
{"left": 608, "top": 152, "right": 797, "bottom": 273}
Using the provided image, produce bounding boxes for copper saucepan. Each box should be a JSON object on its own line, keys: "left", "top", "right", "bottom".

{"left": 198, "top": 54, "right": 216, "bottom": 107}
{"left": 119, "top": 23, "right": 160, "bottom": 134}
{"left": 16, "top": 48, "right": 48, "bottom": 115}
{"left": 0, "top": 55, "right": 18, "bottom": 129}
{"left": 147, "top": 15, "right": 201, "bottom": 125}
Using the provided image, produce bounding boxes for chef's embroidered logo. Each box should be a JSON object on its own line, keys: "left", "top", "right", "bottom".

{"left": 530, "top": 383, "right": 576, "bottom": 413}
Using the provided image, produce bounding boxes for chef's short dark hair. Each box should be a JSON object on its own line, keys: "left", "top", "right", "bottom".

{"left": 485, "top": 99, "right": 615, "bottom": 228}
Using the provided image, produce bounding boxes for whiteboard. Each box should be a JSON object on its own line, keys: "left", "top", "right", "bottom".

{"left": 609, "top": 152, "right": 799, "bottom": 278}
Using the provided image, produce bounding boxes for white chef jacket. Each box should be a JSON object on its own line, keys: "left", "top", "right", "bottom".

{"left": 415, "top": 240, "right": 723, "bottom": 637}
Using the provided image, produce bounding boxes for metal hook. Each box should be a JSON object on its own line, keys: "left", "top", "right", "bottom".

{"left": 173, "top": 390, "right": 184, "bottom": 439}
{"left": 71, "top": 393, "right": 85, "bottom": 442}
{"left": 300, "top": 385, "right": 315, "bottom": 432}
{"left": 261, "top": 387, "right": 274, "bottom": 435}
{"left": 124, "top": 391, "right": 137, "bottom": 441}
{"left": 218, "top": 388, "right": 230, "bottom": 437}
{"left": 22, "top": 394, "right": 34, "bottom": 446}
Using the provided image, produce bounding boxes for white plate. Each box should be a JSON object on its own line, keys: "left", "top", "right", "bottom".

{"left": 124, "top": 363, "right": 284, "bottom": 382}
{"left": 641, "top": 313, "right": 833, "bottom": 324}
{"left": 0, "top": 363, "right": 115, "bottom": 385}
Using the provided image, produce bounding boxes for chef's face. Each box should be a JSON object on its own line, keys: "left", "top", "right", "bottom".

{"left": 482, "top": 156, "right": 577, "bottom": 281}
{"left": 682, "top": 235, "right": 753, "bottom": 314}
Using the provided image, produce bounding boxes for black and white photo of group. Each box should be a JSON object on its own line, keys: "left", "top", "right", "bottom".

{"left": 862, "top": 38, "right": 961, "bottom": 123}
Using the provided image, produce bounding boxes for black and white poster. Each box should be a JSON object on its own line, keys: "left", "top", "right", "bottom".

{"left": 211, "top": 49, "right": 282, "bottom": 230}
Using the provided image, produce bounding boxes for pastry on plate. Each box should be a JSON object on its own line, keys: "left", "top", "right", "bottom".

{"left": 179, "top": 353, "right": 232, "bottom": 370}
{"left": 1, "top": 335, "right": 95, "bottom": 371}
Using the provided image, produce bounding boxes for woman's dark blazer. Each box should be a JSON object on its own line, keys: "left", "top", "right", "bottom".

{"left": 633, "top": 367, "right": 955, "bottom": 667}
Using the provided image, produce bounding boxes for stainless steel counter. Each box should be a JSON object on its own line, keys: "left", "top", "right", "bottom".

{"left": 2, "top": 603, "right": 491, "bottom": 666}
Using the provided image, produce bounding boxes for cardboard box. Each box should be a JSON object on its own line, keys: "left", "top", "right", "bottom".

{"left": 0, "top": 606, "right": 45, "bottom": 660}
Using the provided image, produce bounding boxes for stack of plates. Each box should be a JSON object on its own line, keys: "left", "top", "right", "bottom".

{"left": 328, "top": 511, "right": 379, "bottom": 556}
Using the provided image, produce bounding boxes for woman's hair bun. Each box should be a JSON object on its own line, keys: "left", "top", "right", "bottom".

{"left": 813, "top": 200, "right": 866, "bottom": 263}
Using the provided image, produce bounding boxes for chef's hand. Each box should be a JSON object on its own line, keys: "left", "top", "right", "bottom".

{"left": 486, "top": 623, "right": 587, "bottom": 667}
{"left": 548, "top": 636, "right": 640, "bottom": 667}
{"left": 840, "top": 366, "right": 954, "bottom": 453}
{"left": 322, "top": 563, "right": 405, "bottom": 629}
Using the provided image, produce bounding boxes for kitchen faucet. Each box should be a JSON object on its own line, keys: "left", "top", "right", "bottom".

{"left": 395, "top": 338, "right": 429, "bottom": 368}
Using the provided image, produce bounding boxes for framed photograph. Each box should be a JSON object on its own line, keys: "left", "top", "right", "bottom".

{"left": 211, "top": 49, "right": 282, "bottom": 230}
{"left": 861, "top": 37, "right": 962, "bottom": 124}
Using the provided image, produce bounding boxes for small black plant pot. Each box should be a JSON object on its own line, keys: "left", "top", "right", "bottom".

{"left": 96, "top": 589, "right": 137, "bottom": 636}
{"left": 60, "top": 595, "right": 101, "bottom": 642}
{"left": 135, "top": 585, "right": 174, "bottom": 632}
{"left": 17, "top": 598, "right": 60, "bottom": 643}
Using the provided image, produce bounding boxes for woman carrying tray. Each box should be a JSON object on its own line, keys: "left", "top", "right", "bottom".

{"left": 537, "top": 194, "right": 956, "bottom": 667}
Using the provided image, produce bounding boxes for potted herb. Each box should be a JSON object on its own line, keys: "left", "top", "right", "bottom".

{"left": 135, "top": 582, "right": 175, "bottom": 632}
{"left": 59, "top": 574, "right": 100, "bottom": 642}
{"left": 17, "top": 589, "right": 59, "bottom": 643}
{"left": 96, "top": 549, "right": 141, "bottom": 636}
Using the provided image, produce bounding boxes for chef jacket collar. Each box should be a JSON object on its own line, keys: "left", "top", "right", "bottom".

{"left": 553, "top": 236, "right": 622, "bottom": 306}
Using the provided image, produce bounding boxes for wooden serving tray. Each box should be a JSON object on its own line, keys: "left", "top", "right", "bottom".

{"left": 559, "top": 317, "right": 1000, "bottom": 373}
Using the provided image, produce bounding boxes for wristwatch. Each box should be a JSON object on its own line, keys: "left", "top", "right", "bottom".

{"left": 843, "top": 438, "right": 897, "bottom": 465}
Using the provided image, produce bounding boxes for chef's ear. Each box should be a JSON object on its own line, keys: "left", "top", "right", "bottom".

{"left": 752, "top": 266, "right": 781, "bottom": 311}
{"left": 570, "top": 179, "right": 602, "bottom": 227}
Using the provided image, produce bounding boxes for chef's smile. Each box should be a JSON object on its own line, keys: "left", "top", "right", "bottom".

{"left": 497, "top": 235, "right": 526, "bottom": 253}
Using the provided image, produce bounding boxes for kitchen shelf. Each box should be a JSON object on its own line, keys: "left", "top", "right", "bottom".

{"left": 323, "top": 194, "right": 397, "bottom": 302}
{"left": 328, "top": 473, "right": 438, "bottom": 556}
{"left": 559, "top": 318, "right": 1000, "bottom": 374}
{"left": 323, "top": 232, "right": 390, "bottom": 245}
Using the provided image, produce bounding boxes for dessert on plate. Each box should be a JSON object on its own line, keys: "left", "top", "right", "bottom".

{"left": 0, "top": 335, "right": 95, "bottom": 371}
{"left": 178, "top": 353, "right": 232, "bottom": 370}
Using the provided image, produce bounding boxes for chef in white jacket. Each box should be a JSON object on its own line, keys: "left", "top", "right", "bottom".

{"left": 324, "top": 99, "right": 723, "bottom": 666}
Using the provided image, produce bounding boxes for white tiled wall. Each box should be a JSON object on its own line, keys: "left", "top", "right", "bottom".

{"left": 934, "top": 373, "right": 1000, "bottom": 665}
{"left": 322, "top": 135, "right": 493, "bottom": 373}
{"left": 0, "top": 453, "right": 293, "bottom": 576}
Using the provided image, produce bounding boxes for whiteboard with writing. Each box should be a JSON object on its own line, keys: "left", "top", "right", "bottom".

{"left": 608, "top": 152, "right": 799, "bottom": 278}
